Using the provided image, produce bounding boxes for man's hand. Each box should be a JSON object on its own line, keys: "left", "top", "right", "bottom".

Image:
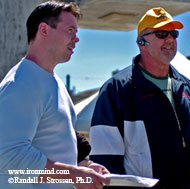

{"left": 42, "top": 159, "right": 110, "bottom": 189}
{"left": 88, "top": 162, "right": 110, "bottom": 175}
{"left": 73, "top": 166, "right": 110, "bottom": 189}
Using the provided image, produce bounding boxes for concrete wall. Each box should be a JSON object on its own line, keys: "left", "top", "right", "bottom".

{"left": 0, "top": 0, "right": 43, "bottom": 81}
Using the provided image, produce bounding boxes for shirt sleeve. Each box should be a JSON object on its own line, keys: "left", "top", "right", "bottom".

{"left": 89, "top": 80, "right": 125, "bottom": 174}
{"left": 0, "top": 81, "right": 47, "bottom": 178}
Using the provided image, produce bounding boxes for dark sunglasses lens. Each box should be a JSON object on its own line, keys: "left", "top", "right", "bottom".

{"left": 155, "top": 31, "right": 168, "bottom": 39}
{"left": 171, "top": 30, "right": 179, "bottom": 39}
{"left": 155, "top": 30, "right": 179, "bottom": 39}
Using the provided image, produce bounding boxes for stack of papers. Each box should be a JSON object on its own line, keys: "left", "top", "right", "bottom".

{"left": 104, "top": 174, "right": 159, "bottom": 187}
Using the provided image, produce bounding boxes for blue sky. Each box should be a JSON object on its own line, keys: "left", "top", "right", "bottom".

{"left": 55, "top": 11, "right": 190, "bottom": 94}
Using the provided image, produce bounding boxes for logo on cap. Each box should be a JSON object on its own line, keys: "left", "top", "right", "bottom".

{"left": 157, "top": 9, "right": 167, "bottom": 19}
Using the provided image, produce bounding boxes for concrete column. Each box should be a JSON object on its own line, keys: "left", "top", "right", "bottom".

{"left": 0, "top": 0, "right": 42, "bottom": 81}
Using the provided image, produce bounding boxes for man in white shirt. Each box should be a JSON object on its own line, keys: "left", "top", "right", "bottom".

{"left": 0, "top": 1, "right": 109, "bottom": 188}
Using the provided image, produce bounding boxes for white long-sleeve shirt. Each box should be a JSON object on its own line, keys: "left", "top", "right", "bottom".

{"left": 0, "top": 58, "right": 77, "bottom": 188}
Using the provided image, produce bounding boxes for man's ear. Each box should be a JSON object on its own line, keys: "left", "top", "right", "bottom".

{"left": 38, "top": 22, "right": 49, "bottom": 37}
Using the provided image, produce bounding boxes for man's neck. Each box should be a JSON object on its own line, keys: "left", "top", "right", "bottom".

{"left": 25, "top": 44, "right": 55, "bottom": 74}
{"left": 139, "top": 54, "right": 169, "bottom": 77}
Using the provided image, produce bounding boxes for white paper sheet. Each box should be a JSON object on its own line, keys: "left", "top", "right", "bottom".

{"left": 104, "top": 174, "right": 159, "bottom": 187}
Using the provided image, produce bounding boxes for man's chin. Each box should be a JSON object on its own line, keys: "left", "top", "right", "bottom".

{"left": 58, "top": 56, "right": 72, "bottom": 64}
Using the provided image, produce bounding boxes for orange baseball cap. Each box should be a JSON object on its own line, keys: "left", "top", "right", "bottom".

{"left": 137, "top": 7, "right": 183, "bottom": 35}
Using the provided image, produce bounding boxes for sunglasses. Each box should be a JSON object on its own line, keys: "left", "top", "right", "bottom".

{"left": 142, "top": 30, "right": 179, "bottom": 39}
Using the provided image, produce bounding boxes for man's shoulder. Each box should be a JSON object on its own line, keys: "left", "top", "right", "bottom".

{"left": 102, "top": 65, "right": 133, "bottom": 90}
{"left": 0, "top": 58, "right": 57, "bottom": 96}
{"left": 0, "top": 60, "right": 22, "bottom": 92}
{"left": 113, "top": 65, "right": 133, "bottom": 81}
{"left": 170, "top": 64, "right": 190, "bottom": 84}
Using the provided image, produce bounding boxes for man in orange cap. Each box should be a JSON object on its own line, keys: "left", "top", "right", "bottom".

{"left": 90, "top": 7, "right": 190, "bottom": 188}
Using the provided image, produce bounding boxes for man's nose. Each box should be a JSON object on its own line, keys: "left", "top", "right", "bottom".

{"left": 167, "top": 33, "right": 175, "bottom": 40}
{"left": 73, "top": 36, "right": 79, "bottom": 43}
